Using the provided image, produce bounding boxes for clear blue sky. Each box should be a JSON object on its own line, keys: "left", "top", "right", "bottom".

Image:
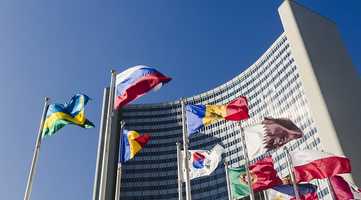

{"left": 0, "top": 0, "right": 359, "bottom": 199}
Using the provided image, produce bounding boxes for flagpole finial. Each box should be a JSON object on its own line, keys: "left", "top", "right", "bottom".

{"left": 111, "top": 69, "right": 116, "bottom": 74}
{"left": 45, "top": 97, "right": 50, "bottom": 102}
{"left": 180, "top": 97, "right": 187, "bottom": 104}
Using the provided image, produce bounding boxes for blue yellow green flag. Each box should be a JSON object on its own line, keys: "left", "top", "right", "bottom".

{"left": 42, "top": 94, "right": 94, "bottom": 138}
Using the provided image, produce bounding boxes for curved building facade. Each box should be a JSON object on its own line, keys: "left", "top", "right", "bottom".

{"left": 117, "top": 1, "right": 361, "bottom": 199}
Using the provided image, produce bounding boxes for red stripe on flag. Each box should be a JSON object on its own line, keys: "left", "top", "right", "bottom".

{"left": 224, "top": 96, "right": 249, "bottom": 121}
{"left": 330, "top": 175, "right": 354, "bottom": 200}
{"left": 294, "top": 156, "right": 351, "bottom": 182}
{"left": 114, "top": 73, "right": 171, "bottom": 110}
{"left": 134, "top": 134, "right": 150, "bottom": 148}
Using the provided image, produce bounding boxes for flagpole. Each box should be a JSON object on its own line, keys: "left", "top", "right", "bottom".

{"left": 114, "top": 163, "right": 122, "bottom": 200}
{"left": 24, "top": 97, "right": 50, "bottom": 200}
{"left": 99, "top": 70, "right": 117, "bottom": 200}
{"left": 181, "top": 98, "right": 192, "bottom": 200}
{"left": 176, "top": 142, "right": 183, "bottom": 200}
{"left": 224, "top": 162, "right": 232, "bottom": 200}
{"left": 263, "top": 190, "right": 269, "bottom": 200}
{"left": 284, "top": 146, "right": 301, "bottom": 200}
{"left": 114, "top": 121, "right": 125, "bottom": 200}
{"left": 326, "top": 178, "right": 336, "bottom": 200}
{"left": 92, "top": 88, "right": 110, "bottom": 200}
{"left": 238, "top": 123, "right": 255, "bottom": 200}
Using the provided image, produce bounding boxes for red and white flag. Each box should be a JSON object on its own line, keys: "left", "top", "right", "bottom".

{"left": 330, "top": 175, "right": 361, "bottom": 200}
{"left": 291, "top": 150, "right": 351, "bottom": 183}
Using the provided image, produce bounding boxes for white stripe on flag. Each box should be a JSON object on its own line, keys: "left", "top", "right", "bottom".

{"left": 115, "top": 65, "right": 152, "bottom": 85}
{"left": 291, "top": 150, "right": 335, "bottom": 166}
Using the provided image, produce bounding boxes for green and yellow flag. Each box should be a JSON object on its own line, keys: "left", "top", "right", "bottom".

{"left": 42, "top": 94, "right": 94, "bottom": 137}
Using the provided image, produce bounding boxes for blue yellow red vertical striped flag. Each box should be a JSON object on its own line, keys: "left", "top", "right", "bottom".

{"left": 186, "top": 96, "right": 249, "bottom": 135}
{"left": 120, "top": 129, "right": 150, "bottom": 163}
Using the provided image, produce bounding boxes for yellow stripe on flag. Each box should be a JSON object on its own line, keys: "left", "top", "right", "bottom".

{"left": 43, "top": 111, "right": 86, "bottom": 130}
{"left": 127, "top": 131, "right": 143, "bottom": 158}
{"left": 202, "top": 105, "right": 227, "bottom": 126}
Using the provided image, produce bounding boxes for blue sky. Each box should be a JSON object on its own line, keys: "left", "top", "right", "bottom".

{"left": 0, "top": 0, "right": 359, "bottom": 199}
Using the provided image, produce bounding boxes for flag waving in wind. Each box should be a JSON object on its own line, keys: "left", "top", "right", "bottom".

{"left": 181, "top": 144, "right": 224, "bottom": 181}
{"left": 330, "top": 175, "right": 361, "bottom": 200}
{"left": 120, "top": 129, "right": 150, "bottom": 163}
{"left": 42, "top": 94, "right": 94, "bottom": 138}
{"left": 267, "top": 184, "right": 318, "bottom": 200}
{"left": 228, "top": 157, "right": 282, "bottom": 199}
{"left": 114, "top": 65, "right": 171, "bottom": 110}
{"left": 244, "top": 117, "right": 303, "bottom": 159}
{"left": 291, "top": 150, "right": 351, "bottom": 183}
{"left": 186, "top": 96, "right": 249, "bottom": 135}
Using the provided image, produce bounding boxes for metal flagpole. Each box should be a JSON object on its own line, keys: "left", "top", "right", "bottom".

{"left": 238, "top": 123, "right": 255, "bottom": 200}
{"left": 263, "top": 190, "right": 269, "bottom": 200}
{"left": 176, "top": 142, "right": 183, "bottom": 200}
{"left": 114, "top": 163, "right": 122, "bottom": 200}
{"left": 284, "top": 146, "right": 301, "bottom": 200}
{"left": 114, "top": 121, "right": 125, "bottom": 200}
{"left": 326, "top": 178, "right": 336, "bottom": 200}
{"left": 180, "top": 98, "right": 192, "bottom": 200}
{"left": 24, "top": 97, "right": 50, "bottom": 200}
{"left": 224, "top": 162, "right": 232, "bottom": 200}
{"left": 99, "top": 70, "right": 117, "bottom": 200}
{"left": 92, "top": 88, "right": 110, "bottom": 200}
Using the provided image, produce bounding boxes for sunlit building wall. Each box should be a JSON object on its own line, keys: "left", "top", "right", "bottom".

{"left": 118, "top": 1, "right": 360, "bottom": 199}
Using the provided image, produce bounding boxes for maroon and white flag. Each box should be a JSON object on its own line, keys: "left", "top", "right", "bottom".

{"left": 291, "top": 150, "right": 352, "bottom": 183}
{"left": 244, "top": 117, "right": 303, "bottom": 159}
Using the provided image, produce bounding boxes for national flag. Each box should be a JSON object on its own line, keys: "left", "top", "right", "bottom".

{"left": 42, "top": 94, "right": 94, "bottom": 138}
{"left": 228, "top": 157, "right": 282, "bottom": 199}
{"left": 114, "top": 65, "right": 171, "bottom": 110}
{"left": 181, "top": 144, "right": 224, "bottom": 181}
{"left": 267, "top": 184, "right": 318, "bottom": 200}
{"left": 186, "top": 96, "right": 249, "bottom": 135}
{"left": 120, "top": 129, "right": 150, "bottom": 163}
{"left": 291, "top": 150, "right": 351, "bottom": 183}
{"left": 244, "top": 117, "right": 303, "bottom": 159}
{"left": 329, "top": 175, "right": 361, "bottom": 200}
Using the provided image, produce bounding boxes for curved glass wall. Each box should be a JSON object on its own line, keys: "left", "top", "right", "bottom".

{"left": 119, "top": 33, "right": 329, "bottom": 200}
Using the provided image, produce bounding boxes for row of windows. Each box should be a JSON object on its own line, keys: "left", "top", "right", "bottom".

{"left": 121, "top": 171, "right": 227, "bottom": 192}
{"left": 122, "top": 36, "right": 290, "bottom": 117}
{"left": 119, "top": 33, "right": 330, "bottom": 199}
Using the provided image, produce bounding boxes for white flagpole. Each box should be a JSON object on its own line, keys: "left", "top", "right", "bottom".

{"left": 326, "top": 178, "right": 336, "bottom": 200}
{"left": 24, "top": 97, "right": 50, "bottom": 200}
{"left": 92, "top": 88, "right": 110, "bottom": 200}
{"left": 180, "top": 98, "right": 192, "bottom": 200}
{"left": 176, "top": 142, "right": 183, "bottom": 200}
{"left": 284, "top": 147, "right": 301, "bottom": 200}
{"left": 224, "top": 162, "right": 232, "bottom": 200}
{"left": 99, "top": 70, "right": 117, "bottom": 200}
{"left": 263, "top": 190, "right": 269, "bottom": 200}
{"left": 114, "top": 163, "right": 122, "bottom": 200}
{"left": 114, "top": 121, "right": 125, "bottom": 200}
{"left": 238, "top": 123, "right": 255, "bottom": 200}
